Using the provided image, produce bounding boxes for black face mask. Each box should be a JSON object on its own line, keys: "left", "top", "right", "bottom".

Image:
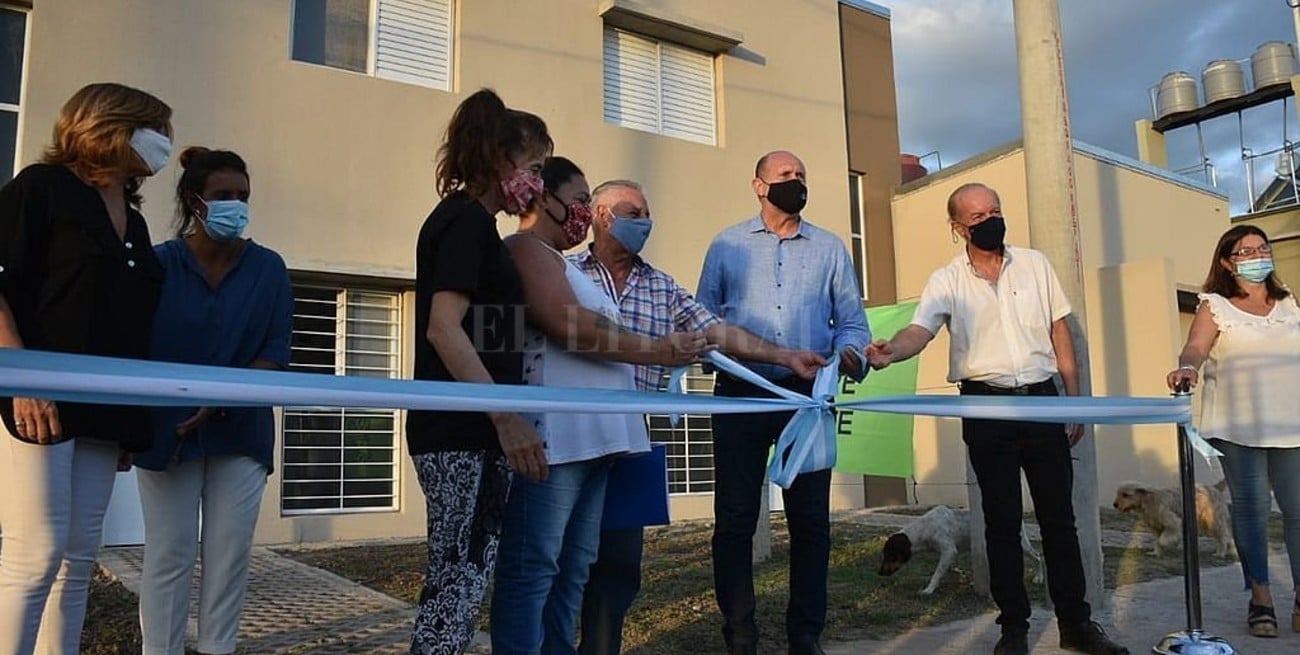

{"left": 967, "top": 215, "right": 1006, "bottom": 252}
{"left": 764, "top": 179, "right": 808, "bottom": 215}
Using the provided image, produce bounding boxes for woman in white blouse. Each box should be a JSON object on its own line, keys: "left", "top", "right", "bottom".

{"left": 1168, "top": 225, "right": 1300, "bottom": 638}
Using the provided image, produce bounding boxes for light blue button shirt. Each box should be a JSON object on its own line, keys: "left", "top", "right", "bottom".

{"left": 697, "top": 216, "right": 871, "bottom": 381}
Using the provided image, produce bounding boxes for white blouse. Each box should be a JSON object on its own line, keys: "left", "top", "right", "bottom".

{"left": 1198, "top": 291, "right": 1300, "bottom": 448}
{"left": 521, "top": 242, "right": 648, "bottom": 465}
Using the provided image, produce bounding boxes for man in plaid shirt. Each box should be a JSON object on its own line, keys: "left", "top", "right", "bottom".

{"left": 572, "top": 179, "right": 825, "bottom": 655}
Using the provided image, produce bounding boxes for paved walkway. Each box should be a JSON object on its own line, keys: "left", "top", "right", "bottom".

{"left": 96, "top": 514, "right": 1296, "bottom": 654}
{"left": 98, "top": 546, "right": 469, "bottom": 654}
{"left": 825, "top": 549, "right": 1296, "bottom": 655}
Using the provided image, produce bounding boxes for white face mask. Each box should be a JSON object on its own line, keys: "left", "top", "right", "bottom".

{"left": 129, "top": 128, "right": 172, "bottom": 175}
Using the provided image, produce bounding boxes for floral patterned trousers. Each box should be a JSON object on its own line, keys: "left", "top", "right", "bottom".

{"left": 410, "top": 450, "right": 512, "bottom": 655}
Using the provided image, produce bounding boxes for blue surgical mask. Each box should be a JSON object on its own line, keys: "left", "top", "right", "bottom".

{"left": 199, "top": 198, "right": 250, "bottom": 241}
{"left": 1235, "top": 258, "right": 1274, "bottom": 283}
{"left": 608, "top": 216, "right": 653, "bottom": 255}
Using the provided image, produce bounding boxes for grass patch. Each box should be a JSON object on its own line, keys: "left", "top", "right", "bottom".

{"left": 279, "top": 517, "right": 1242, "bottom": 654}
{"left": 82, "top": 567, "right": 201, "bottom": 655}
{"left": 82, "top": 568, "right": 144, "bottom": 655}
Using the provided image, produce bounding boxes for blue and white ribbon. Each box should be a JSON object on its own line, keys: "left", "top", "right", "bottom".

{"left": 0, "top": 348, "right": 1215, "bottom": 488}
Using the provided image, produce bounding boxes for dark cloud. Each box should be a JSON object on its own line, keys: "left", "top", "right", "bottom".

{"left": 880, "top": 0, "right": 1294, "bottom": 210}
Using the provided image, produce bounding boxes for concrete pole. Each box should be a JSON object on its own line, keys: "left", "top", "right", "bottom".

{"left": 1291, "top": 3, "right": 1300, "bottom": 53}
{"left": 1008, "top": 0, "right": 1106, "bottom": 613}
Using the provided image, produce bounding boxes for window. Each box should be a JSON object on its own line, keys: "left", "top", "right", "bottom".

{"left": 848, "top": 172, "right": 868, "bottom": 300}
{"left": 647, "top": 365, "right": 716, "bottom": 494}
{"left": 0, "top": 6, "right": 26, "bottom": 183}
{"left": 291, "top": 0, "right": 453, "bottom": 91}
{"left": 282, "top": 285, "right": 403, "bottom": 514}
{"left": 603, "top": 27, "right": 716, "bottom": 146}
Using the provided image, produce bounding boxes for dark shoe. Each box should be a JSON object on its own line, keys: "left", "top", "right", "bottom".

{"left": 993, "top": 630, "right": 1028, "bottom": 655}
{"left": 788, "top": 640, "right": 827, "bottom": 655}
{"left": 1248, "top": 603, "right": 1278, "bottom": 638}
{"left": 727, "top": 644, "right": 758, "bottom": 655}
{"left": 1059, "top": 622, "right": 1129, "bottom": 655}
{"left": 1292, "top": 597, "right": 1299, "bottom": 633}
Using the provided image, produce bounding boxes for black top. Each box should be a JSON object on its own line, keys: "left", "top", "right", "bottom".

{"left": 0, "top": 164, "right": 163, "bottom": 451}
{"left": 407, "top": 191, "right": 526, "bottom": 454}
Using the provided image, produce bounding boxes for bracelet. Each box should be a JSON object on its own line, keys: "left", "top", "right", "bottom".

{"left": 1177, "top": 365, "right": 1197, "bottom": 373}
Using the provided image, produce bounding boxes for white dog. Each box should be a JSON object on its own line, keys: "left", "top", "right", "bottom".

{"left": 1112, "top": 479, "right": 1235, "bottom": 558}
{"left": 877, "top": 505, "right": 1045, "bottom": 595}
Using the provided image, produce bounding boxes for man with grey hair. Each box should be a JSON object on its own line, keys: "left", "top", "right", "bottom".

{"left": 571, "top": 178, "right": 825, "bottom": 655}
{"left": 866, "top": 182, "right": 1127, "bottom": 655}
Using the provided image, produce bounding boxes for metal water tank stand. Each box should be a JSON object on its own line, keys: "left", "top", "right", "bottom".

{"left": 1152, "top": 383, "right": 1235, "bottom": 655}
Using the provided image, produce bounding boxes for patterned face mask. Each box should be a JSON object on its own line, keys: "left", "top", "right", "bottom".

{"left": 558, "top": 201, "right": 594, "bottom": 249}
{"left": 500, "top": 168, "right": 544, "bottom": 215}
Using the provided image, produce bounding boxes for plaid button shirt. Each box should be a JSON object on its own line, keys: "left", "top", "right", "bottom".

{"left": 569, "top": 248, "right": 721, "bottom": 392}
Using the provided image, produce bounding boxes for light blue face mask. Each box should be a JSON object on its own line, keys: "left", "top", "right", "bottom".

{"left": 1235, "top": 258, "right": 1274, "bottom": 283}
{"left": 198, "top": 198, "right": 250, "bottom": 242}
{"left": 608, "top": 216, "right": 653, "bottom": 255}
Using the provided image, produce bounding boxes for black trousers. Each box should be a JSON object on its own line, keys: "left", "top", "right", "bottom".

{"left": 960, "top": 379, "right": 1091, "bottom": 632}
{"left": 710, "top": 374, "right": 830, "bottom": 648}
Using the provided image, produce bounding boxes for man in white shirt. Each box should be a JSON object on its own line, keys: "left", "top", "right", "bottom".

{"left": 865, "top": 183, "right": 1127, "bottom": 655}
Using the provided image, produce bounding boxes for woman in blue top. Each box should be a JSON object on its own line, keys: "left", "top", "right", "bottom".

{"left": 134, "top": 146, "right": 292, "bottom": 655}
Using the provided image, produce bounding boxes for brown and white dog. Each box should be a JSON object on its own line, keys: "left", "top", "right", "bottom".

{"left": 877, "top": 505, "right": 1045, "bottom": 595}
{"left": 1112, "top": 479, "right": 1235, "bottom": 558}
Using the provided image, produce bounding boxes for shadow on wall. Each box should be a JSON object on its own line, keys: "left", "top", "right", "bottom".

{"left": 911, "top": 416, "right": 969, "bottom": 508}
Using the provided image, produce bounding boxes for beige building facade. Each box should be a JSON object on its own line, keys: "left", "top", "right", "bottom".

{"left": 2, "top": 0, "right": 901, "bottom": 544}
{"left": 889, "top": 142, "right": 1230, "bottom": 508}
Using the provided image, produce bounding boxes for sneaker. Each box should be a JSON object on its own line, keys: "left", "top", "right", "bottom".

{"left": 1059, "top": 622, "right": 1129, "bottom": 655}
{"left": 993, "top": 630, "right": 1028, "bottom": 655}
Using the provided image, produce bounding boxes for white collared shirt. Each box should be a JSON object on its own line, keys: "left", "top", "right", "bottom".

{"left": 912, "top": 245, "right": 1071, "bottom": 387}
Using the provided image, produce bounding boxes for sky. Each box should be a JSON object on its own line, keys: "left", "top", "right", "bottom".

{"left": 874, "top": 0, "right": 1295, "bottom": 212}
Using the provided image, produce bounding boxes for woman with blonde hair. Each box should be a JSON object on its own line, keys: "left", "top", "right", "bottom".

{"left": 1168, "top": 224, "right": 1300, "bottom": 637}
{"left": 0, "top": 82, "right": 173, "bottom": 654}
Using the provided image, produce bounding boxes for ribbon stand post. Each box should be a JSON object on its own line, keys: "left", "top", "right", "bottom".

{"left": 1152, "top": 381, "right": 1234, "bottom": 655}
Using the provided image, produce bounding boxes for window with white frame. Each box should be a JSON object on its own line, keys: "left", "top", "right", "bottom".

{"left": 848, "top": 172, "right": 868, "bottom": 300}
{"left": 0, "top": 6, "right": 27, "bottom": 183}
{"left": 602, "top": 26, "right": 716, "bottom": 146}
{"left": 291, "top": 0, "right": 453, "bottom": 91}
{"left": 647, "top": 364, "right": 716, "bottom": 494}
{"left": 282, "top": 285, "right": 403, "bottom": 514}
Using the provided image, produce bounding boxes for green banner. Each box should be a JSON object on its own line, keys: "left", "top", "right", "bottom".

{"left": 833, "top": 301, "right": 920, "bottom": 478}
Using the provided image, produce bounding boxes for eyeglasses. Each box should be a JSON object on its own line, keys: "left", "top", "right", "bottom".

{"left": 1230, "top": 243, "right": 1272, "bottom": 258}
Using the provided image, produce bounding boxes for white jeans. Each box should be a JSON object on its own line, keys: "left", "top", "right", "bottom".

{"left": 0, "top": 431, "right": 120, "bottom": 655}
{"left": 137, "top": 455, "right": 267, "bottom": 655}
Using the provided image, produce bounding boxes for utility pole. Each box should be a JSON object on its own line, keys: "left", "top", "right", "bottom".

{"left": 1005, "top": 0, "right": 1106, "bottom": 612}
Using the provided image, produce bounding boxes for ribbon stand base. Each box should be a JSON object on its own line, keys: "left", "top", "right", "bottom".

{"left": 1152, "top": 631, "right": 1233, "bottom": 655}
{"left": 1151, "top": 392, "right": 1235, "bottom": 655}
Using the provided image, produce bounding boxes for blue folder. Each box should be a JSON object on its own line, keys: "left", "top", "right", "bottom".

{"left": 601, "top": 444, "right": 670, "bottom": 531}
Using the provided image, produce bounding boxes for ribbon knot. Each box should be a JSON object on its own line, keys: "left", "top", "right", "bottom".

{"left": 669, "top": 351, "right": 844, "bottom": 489}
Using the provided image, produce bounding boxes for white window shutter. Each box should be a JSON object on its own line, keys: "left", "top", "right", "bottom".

{"left": 374, "top": 0, "right": 452, "bottom": 91}
{"left": 659, "top": 42, "right": 716, "bottom": 146}
{"left": 603, "top": 27, "right": 661, "bottom": 135}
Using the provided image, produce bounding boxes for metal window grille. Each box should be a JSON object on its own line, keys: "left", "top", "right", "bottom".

{"left": 281, "top": 285, "right": 403, "bottom": 514}
{"left": 646, "top": 364, "right": 716, "bottom": 494}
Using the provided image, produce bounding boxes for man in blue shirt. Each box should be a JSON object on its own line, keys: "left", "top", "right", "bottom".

{"left": 697, "top": 150, "right": 871, "bottom": 655}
